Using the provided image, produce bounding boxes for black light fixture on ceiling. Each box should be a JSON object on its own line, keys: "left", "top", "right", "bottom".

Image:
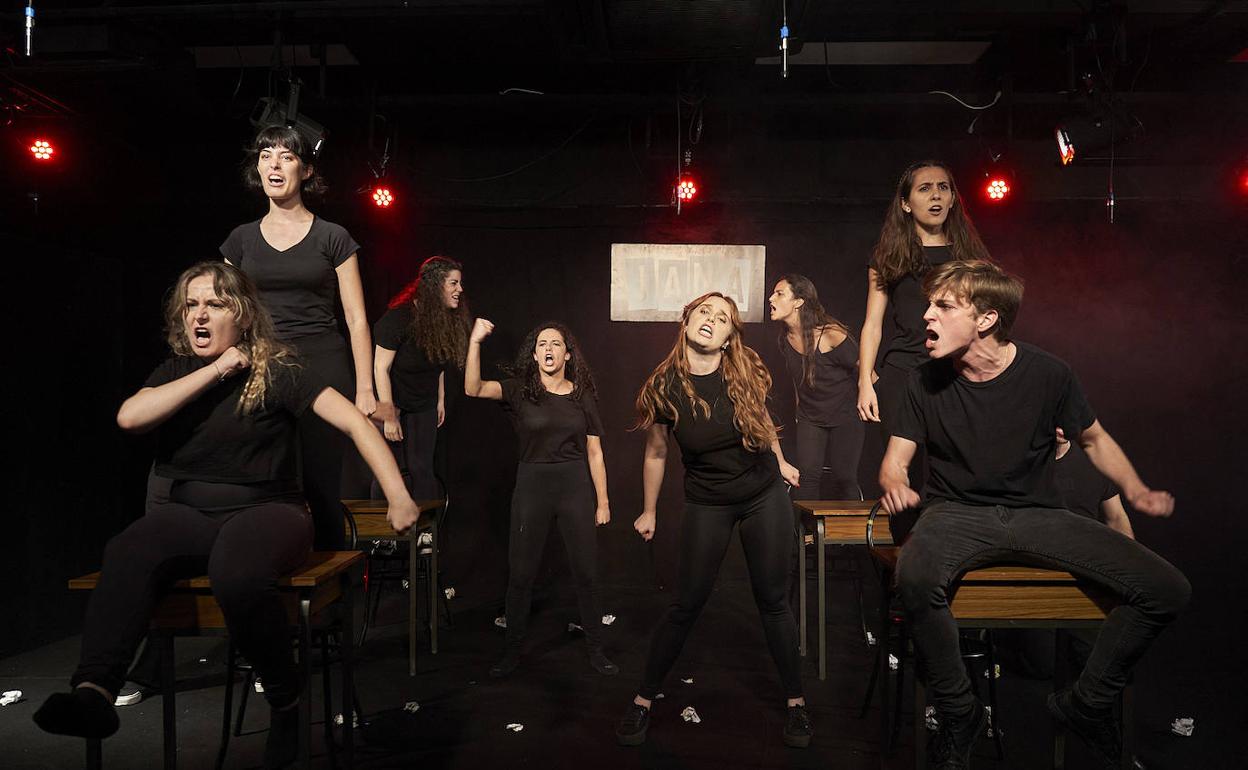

{"left": 250, "top": 80, "right": 327, "bottom": 157}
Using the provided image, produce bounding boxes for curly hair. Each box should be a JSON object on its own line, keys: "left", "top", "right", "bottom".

{"left": 870, "top": 160, "right": 992, "bottom": 289}
{"left": 241, "top": 124, "right": 328, "bottom": 198}
{"left": 774, "top": 273, "right": 852, "bottom": 389}
{"left": 389, "top": 256, "right": 470, "bottom": 369}
{"left": 164, "top": 261, "right": 295, "bottom": 415}
{"left": 635, "top": 292, "right": 777, "bottom": 451}
{"left": 503, "top": 322, "right": 598, "bottom": 404}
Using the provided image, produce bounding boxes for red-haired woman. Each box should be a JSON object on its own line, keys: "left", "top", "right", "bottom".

{"left": 372, "top": 256, "right": 469, "bottom": 499}
{"left": 615, "top": 293, "right": 811, "bottom": 749}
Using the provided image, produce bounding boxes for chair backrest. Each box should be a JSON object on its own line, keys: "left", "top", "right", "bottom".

{"left": 865, "top": 500, "right": 886, "bottom": 548}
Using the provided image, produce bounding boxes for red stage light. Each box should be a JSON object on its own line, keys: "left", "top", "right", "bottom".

{"left": 371, "top": 187, "right": 394, "bottom": 208}
{"left": 676, "top": 174, "right": 698, "bottom": 202}
{"left": 29, "top": 139, "right": 54, "bottom": 161}
{"left": 985, "top": 177, "right": 1011, "bottom": 202}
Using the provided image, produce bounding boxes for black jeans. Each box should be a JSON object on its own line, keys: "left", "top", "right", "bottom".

{"left": 292, "top": 332, "right": 354, "bottom": 550}
{"left": 505, "top": 461, "right": 604, "bottom": 649}
{"left": 791, "top": 418, "right": 864, "bottom": 503}
{"left": 72, "top": 502, "right": 313, "bottom": 706}
{"left": 371, "top": 407, "right": 440, "bottom": 501}
{"left": 640, "top": 481, "right": 804, "bottom": 700}
{"left": 895, "top": 501, "right": 1190, "bottom": 715}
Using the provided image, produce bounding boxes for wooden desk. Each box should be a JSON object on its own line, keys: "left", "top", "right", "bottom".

{"left": 341, "top": 498, "right": 444, "bottom": 676}
{"left": 793, "top": 500, "right": 892, "bottom": 680}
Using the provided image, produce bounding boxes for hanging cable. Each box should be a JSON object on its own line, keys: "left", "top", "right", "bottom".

{"left": 928, "top": 90, "right": 1002, "bottom": 110}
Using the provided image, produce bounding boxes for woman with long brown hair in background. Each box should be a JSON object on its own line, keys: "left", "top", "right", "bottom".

{"left": 372, "top": 256, "right": 469, "bottom": 500}
{"left": 615, "top": 292, "right": 811, "bottom": 750}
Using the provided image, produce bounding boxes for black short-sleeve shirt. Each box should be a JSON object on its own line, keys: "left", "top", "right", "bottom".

{"left": 779, "top": 332, "right": 859, "bottom": 427}
{"left": 500, "top": 378, "right": 603, "bottom": 463}
{"left": 892, "top": 342, "right": 1096, "bottom": 509}
{"left": 1053, "top": 443, "right": 1117, "bottom": 521}
{"left": 220, "top": 217, "right": 361, "bottom": 341}
{"left": 656, "top": 370, "right": 781, "bottom": 505}
{"left": 145, "top": 356, "right": 327, "bottom": 483}
{"left": 374, "top": 304, "right": 443, "bottom": 413}
{"left": 881, "top": 245, "right": 951, "bottom": 371}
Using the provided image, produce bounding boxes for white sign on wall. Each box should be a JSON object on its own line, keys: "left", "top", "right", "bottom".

{"left": 609, "top": 243, "right": 767, "bottom": 322}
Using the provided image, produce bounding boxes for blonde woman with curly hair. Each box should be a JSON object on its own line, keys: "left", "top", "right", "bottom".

{"left": 34, "top": 262, "right": 419, "bottom": 769}
{"left": 616, "top": 292, "right": 812, "bottom": 750}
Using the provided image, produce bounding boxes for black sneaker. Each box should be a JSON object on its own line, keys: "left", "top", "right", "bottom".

{"left": 782, "top": 704, "right": 813, "bottom": 748}
{"left": 615, "top": 702, "right": 650, "bottom": 746}
{"left": 589, "top": 649, "right": 620, "bottom": 676}
{"left": 1047, "top": 689, "right": 1121, "bottom": 768}
{"left": 928, "top": 700, "right": 988, "bottom": 769}
{"left": 489, "top": 647, "right": 521, "bottom": 679}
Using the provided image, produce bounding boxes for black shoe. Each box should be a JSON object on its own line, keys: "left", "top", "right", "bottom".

{"left": 1047, "top": 689, "right": 1121, "bottom": 768}
{"left": 33, "top": 688, "right": 120, "bottom": 740}
{"left": 928, "top": 700, "right": 988, "bottom": 769}
{"left": 616, "top": 702, "right": 650, "bottom": 746}
{"left": 589, "top": 649, "right": 619, "bottom": 676}
{"left": 782, "top": 704, "right": 813, "bottom": 748}
{"left": 489, "top": 648, "right": 521, "bottom": 679}
{"left": 263, "top": 703, "right": 300, "bottom": 769}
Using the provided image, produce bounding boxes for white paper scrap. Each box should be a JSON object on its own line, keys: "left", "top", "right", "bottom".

{"left": 403, "top": 701, "right": 420, "bottom": 714}
{"left": 1170, "top": 717, "right": 1195, "bottom": 737}
{"left": 602, "top": 614, "right": 617, "bottom": 625}
{"left": 0, "top": 690, "right": 22, "bottom": 706}
{"left": 680, "top": 677, "right": 694, "bottom": 684}
{"left": 505, "top": 723, "right": 524, "bottom": 732}
{"left": 680, "top": 706, "right": 701, "bottom": 724}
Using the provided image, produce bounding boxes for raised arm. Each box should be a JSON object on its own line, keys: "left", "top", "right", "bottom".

{"left": 464, "top": 318, "right": 503, "bottom": 400}
{"left": 335, "top": 254, "right": 377, "bottom": 417}
{"left": 116, "top": 347, "right": 250, "bottom": 433}
{"left": 372, "top": 345, "right": 403, "bottom": 442}
{"left": 587, "top": 435, "right": 611, "bottom": 526}
{"left": 633, "top": 423, "right": 668, "bottom": 541}
{"left": 311, "top": 386, "right": 420, "bottom": 534}
{"left": 1079, "top": 419, "right": 1174, "bottom": 517}
{"left": 857, "top": 268, "right": 888, "bottom": 422}
{"left": 878, "top": 435, "right": 920, "bottom": 514}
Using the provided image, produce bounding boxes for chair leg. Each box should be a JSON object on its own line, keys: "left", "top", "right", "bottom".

{"left": 215, "top": 642, "right": 237, "bottom": 770}
{"left": 321, "top": 633, "right": 337, "bottom": 770}
{"left": 298, "top": 597, "right": 313, "bottom": 769}
{"left": 233, "top": 669, "right": 253, "bottom": 737}
{"left": 1053, "top": 629, "right": 1071, "bottom": 770}
{"left": 859, "top": 631, "right": 883, "bottom": 718}
{"left": 86, "top": 738, "right": 102, "bottom": 770}
{"left": 342, "top": 571, "right": 357, "bottom": 769}
{"left": 159, "top": 632, "right": 177, "bottom": 770}
{"left": 985, "top": 631, "right": 1005, "bottom": 760}
{"left": 892, "top": 634, "right": 906, "bottom": 750}
{"left": 877, "top": 581, "right": 894, "bottom": 754}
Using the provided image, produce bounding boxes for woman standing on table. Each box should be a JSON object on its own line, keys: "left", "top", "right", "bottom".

{"left": 221, "top": 124, "right": 376, "bottom": 550}
{"left": 465, "top": 318, "right": 617, "bottom": 679}
{"left": 856, "top": 161, "right": 992, "bottom": 432}
{"left": 372, "top": 256, "right": 469, "bottom": 500}
{"left": 770, "top": 274, "right": 863, "bottom": 504}
{"left": 33, "top": 262, "right": 419, "bottom": 769}
{"left": 615, "top": 292, "right": 811, "bottom": 749}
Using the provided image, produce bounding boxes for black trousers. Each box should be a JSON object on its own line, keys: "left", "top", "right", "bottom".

{"left": 790, "top": 418, "right": 864, "bottom": 503}
{"left": 292, "top": 332, "right": 354, "bottom": 550}
{"left": 371, "top": 406, "right": 440, "bottom": 501}
{"left": 640, "top": 481, "right": 804, "bottom": 700}
{"left": 72, "top": 502, "right": 313, "bottom": 706}
{"left": 874, "top": 361, "right": 924, "bottom": 541}
{"left": 505, "top": 461, "right": 604, "bottom": 649}
{"left": 896, "top": 501, "right": 1190, "bottom": 715}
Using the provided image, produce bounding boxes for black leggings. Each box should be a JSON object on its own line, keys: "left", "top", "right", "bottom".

{"left": 505, "top": 461, "right": 603, "bottom": 648}
{"left": 72, "top": 502, "right": 313, "bottom": 706}
{"left": 293, "top": 332, "right": 354, "bottom": 550}
{"left": 790, "top": 418, "right": 864, "bottom": 503}
{"left": 371, "top": 407, "right": 440, "bottom": 501}
{"left": 640, "top": 481, "right": 804, "bottom": 700}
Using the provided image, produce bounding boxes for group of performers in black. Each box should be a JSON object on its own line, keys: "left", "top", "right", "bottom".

{"left": 32, "top": 126, "right": 1188, "bottom": 769}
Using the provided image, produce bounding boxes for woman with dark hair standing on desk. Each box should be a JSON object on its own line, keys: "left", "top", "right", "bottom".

{"left": 220, "top": 124, "right": 377, "bottom": 550}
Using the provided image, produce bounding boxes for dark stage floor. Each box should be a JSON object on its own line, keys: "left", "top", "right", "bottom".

{"left": 1, "top": 544, "right": 1231, "bottom": 769}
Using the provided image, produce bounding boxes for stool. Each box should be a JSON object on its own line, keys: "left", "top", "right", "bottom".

{"left": 69, "top": 550, "right": 363, "bottom": 770}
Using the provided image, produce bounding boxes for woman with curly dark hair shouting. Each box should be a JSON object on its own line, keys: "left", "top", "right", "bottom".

{"left": 465, "top": 318, "right": 616, "bottom": 679}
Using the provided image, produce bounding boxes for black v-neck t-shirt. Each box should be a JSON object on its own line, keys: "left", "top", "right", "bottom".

{"left": 656, "top": 370, "right": 780, "bottom": 505}
{"left": 374, "top": 304, "right": 444, "bottom": 413}
{"left": 881, "top": 245, "right": 952, "bottom": 371}
{"left": 892, "top": 342, "right": 1096, "bottom": 509}
{"left": 779, "top": 331, "right": 859, "bottom": 427}
{"left": 500, "top": 379, "right": 603, "bottom": 463}
{"left": 145, "top": 356, "right": 327, "bottom": 484}
{"left": 220, "top": 217, "right": 361, "bottom": 341}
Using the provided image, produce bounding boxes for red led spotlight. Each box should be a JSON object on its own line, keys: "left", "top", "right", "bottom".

{"left": 675, "top": 174, "right": 698, "bottom": 202}
{"left": 371, "top": 186, "right": 394, "bottom": 208}
{"left": 29, "top": 138, "right": 55, "bottom": 161}
{"left": 985, "top": 177, "right": 1011, "bottom": 202}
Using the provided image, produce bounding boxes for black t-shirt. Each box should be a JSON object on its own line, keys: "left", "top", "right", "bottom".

{"left": 145, "top": 356, "right": 327, "bottom": 484}
{"left": 1053, "top": 443, "right": 1117, "bottom": 521}
{"left": 500, "top": 379, "right": 603, "bottom": 463}
{"left": 220, "top": 217, "right": 361, "bottom": 341}
{"left": 779, "top": 331, "right": 859, "bottom": 427}
{"left": 374, "top": 304, "right": 444, "bottom": 413}
{"left": 892, "top": 342, "right": 1096, "bottom": 509}
{"left": 656, "top": 370, "right": 781, "bottom": 505}
{"left": 881, "top": 245, "right": 951, "bottom": 371}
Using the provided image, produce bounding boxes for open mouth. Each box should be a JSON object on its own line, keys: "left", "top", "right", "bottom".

{"left": 698, "top": 323, "right": 713, "bottom": 339}
{"left": 193, "top": 327, "right": 212, "bottom": 347}
{"left": 928, "top": 205, "right": 944, "bottom": 215}
{"left": 925, "top": 329, "right": 939, "bottom": 349}
{"left": 543, "top": 353, "right": 554, "bottom": 365}
{"left": 267, "top": 174, "right": 285, "bottom": 186}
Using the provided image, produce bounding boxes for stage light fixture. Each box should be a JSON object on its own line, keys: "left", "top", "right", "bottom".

{"left": 29, "top": 138, "right": 54, "bottom": 161}
{"left": 371, "top": 186, "right": 394, "bottom": 208}
{"left": 985, "top": 177, "right": 1010, "bottom": 202}
{"left": 250, "top": 93, "right": 327, "bottom": 157}
{"left": 1056, "top": 128, "right": 1075, "bottom": 165}
{"left": 676, "top": 174, "right": 698, "bottom": 202}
